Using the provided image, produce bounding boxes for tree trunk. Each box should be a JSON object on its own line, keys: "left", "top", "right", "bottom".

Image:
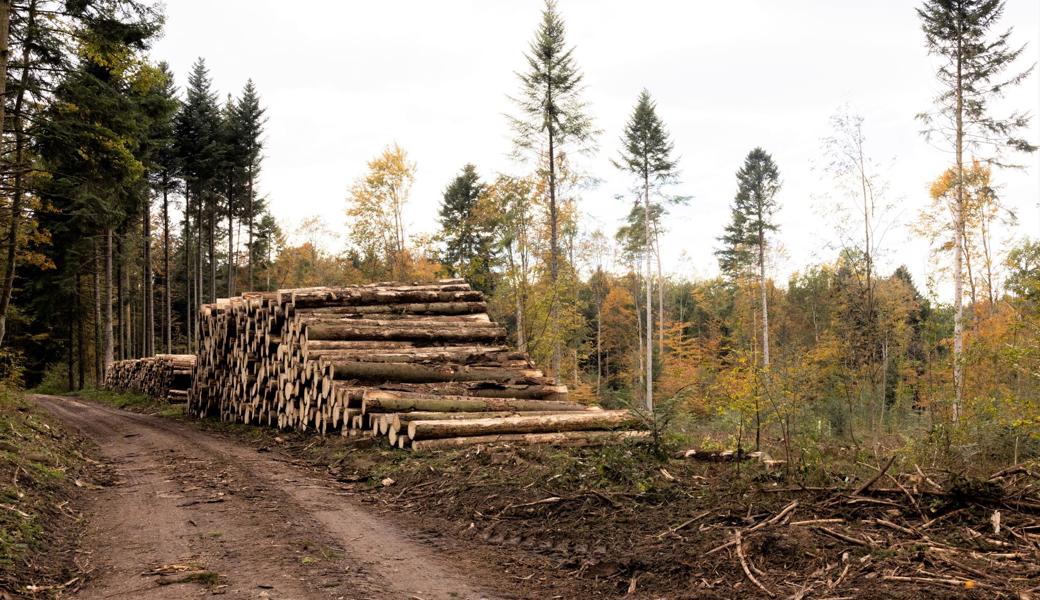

{"left": 547, "top": 116, "right": 560, "bottom": 381}
{"left": 655, "top": 227, "right": 664, "bottom": 358}
{"left": 331, "top": 361, "right": 541, "bottom": 384}
{"left": 67, "top": 312, "right": 74, "bottom": 391}
{"left": 93, "top": 247, "right": 102, "bottom": 386}
{"left": 361, "top": 390, "right": 586, "bottom": 414}
{"left": 208, "top": 204, "right": 216, "bottom": 303}
{"left": 184, "top": 187, "right": 192, "bottom": 352}
{"left": 306, "top": 322, "right": 504, "bottom": 343}
{"left": 644, "top": 174, "right": 653, "bottom": 412}
{"left": 163, "top": 181, "right": 171, "bottom": 353}
{"left": 247, "top": 165, "right": 254, "bottom": 291}
{"left": 0, "top": 0, "right": 19, "bottom": 349}
{"left": 952, "top": 31, "right": 964, "bottom": 421}
{"left": 116, "top": 235, "right": 124, "bottom": 360}
{"left": 758, "top": 221, "right": 770, "bottom": 370}
{"left": 144, "top": 197, "right": 153, "bottom": 356}
{"left": 104, "top": 228, "right": 114, "bottom": 373}
{"left": 407, "top": 410, "right": 636, "bottom": 441}
{"left": 227, "top": 186, "right": 234, "bottom": 298}
{"left": 411, "top": 430, "right": 648, "bottom": 451}
{"left": 77, "top": 274, "right": 86, "bottom": 390}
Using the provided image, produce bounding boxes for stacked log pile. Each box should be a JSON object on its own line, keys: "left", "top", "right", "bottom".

{"left": 103, "top": 354, "right": 196, "bottom": 402}
{"left": 187, "top": 280, "right": 648, "bottom": 450}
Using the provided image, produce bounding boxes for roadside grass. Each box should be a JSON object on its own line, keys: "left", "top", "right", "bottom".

{"left": 72, "top": 387, "right": 155, "bottom": 411}
{"left": 0, "top": 385, "right": 96, "bottom": 597}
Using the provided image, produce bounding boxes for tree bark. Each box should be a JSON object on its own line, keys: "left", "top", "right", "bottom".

{"left": 227, "top": 185, "right": 234, "bottom": 298}
{"left": 407, "top": 410, "right": 637, "bottom": 441}
{"left": 144, "top": 197, "right": 153, "bottom": 356}
{"left": 163, "top": 181, "right": 171, "bottom": 353}
{"left": 104, "top": 228, "right": 114, "bottom": 373}
{"left": 208, "top": 202, "right": 216, "bottom": 303}
{"left": 77, "top": 274, "right": 85, "bottom": 390}
{"left": 116, "top": 235, "right": 124, "bottom": 360}
{"left": 411, "top": 430, "right": 648, "bottom": 451}
{"left": 644, "top": 172, "right": 653, "bottom": 412}
{"left": 361, "top": 390, "right": 586, "bottom": 414}
{"left": 0, "top": 0, "right": 33, "bottom": 349}
{"left": 247, "top": 164, "right": 254, "bottom": 291}
{"left": 952, "top": 27, "right": 965, "bottom": 421}
{"left": 331, "top": 361, "right": 542, "bottom": 384}
{"left": 93, "top": 244, "right": 102, "bottom": 385}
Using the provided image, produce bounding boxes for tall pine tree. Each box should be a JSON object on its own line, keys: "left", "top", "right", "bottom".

{"left": 716, "top": 148, "right": 780, "bottom": 449}
{"left": 917, "top": 0, "right": 1036, "bottom": 420}
{"left": 614, "top": 89, "right": 679, "bottom": 412}
{"left": 509, "top": 0, "right": 596, "bottom": 378}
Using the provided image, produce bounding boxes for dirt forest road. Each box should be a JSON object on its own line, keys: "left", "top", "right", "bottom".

{"left": 31, "top": 394, "right": 500, "bottom": 600}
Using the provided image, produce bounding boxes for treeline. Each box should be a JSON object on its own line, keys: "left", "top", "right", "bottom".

{"left": 275, "top": 0, "right": 1037, "bottom": 455}
{"left": 0, "top": 0, "right": 276, "bottom": 387}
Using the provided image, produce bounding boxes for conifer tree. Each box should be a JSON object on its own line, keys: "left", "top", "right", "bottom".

{"left": 438, "top": 164, "right": 495, "bottom": 293}
{"left": 235, "top": 79, "right": 266, "bottom": 291}
{"left": 509, "top": 0, "right": 596, "bottom": 377}
{"left": 174, "top": 58, "right": 221, "bottom": 336}
{"left": 716, "top": 148, "right": 780, "bottom": 448}
{"left": 615, "top": 89, "right": 679, "bottom": 412}
{"left": 917, "top": 0, "right": 1036, "bottom": 420}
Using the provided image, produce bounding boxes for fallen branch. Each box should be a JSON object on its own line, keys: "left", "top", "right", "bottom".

{"left": 852, "top": 455, "right": 896, "bottom": 497}
{"left": 812, "top": 526, "right": 872, "bottom": 547}
{"left": 705, "top": 501, "right": 799, "bottom": 555}
{"left": 735, "top": 531, "right": 774, "bottom": 597}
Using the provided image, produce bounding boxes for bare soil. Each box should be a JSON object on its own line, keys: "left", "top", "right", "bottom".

{"left": 26, "top": 393, "right": 1040, "bottom": 600}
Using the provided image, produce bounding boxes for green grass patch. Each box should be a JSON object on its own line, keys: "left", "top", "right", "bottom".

{"left": 73, "top": 387, "right": 156, "bottom": 411}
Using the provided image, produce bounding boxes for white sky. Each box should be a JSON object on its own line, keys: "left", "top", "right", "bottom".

{"left": 151, "top": 0, "right": 1040, "bottom": 298}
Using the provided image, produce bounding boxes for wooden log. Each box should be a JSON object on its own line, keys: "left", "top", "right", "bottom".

{"left": 291, "top": 288, "right": 483, "bottom": 308}
{"left": 407, "top": 410, "right": 638, "bottom": 440}
{"left": 332, "top": 361, "right": 543, "bottom": 384}
{"left": 361, "top": 390, "right": 588, "bottom": 414}
{"left": 411, "top": 430, "right": 651, "bottom": 450}
{"left": 292, "top": 301, "right": 487, "bottom": 316}
{"left": 374, "top": 382, "right": 568, "bottom": 400}
{"left": 305, "top": 323, "right": 506, "bottom": 343}
{"left": 388, "top": 410, "right": 596, "bottom": 437}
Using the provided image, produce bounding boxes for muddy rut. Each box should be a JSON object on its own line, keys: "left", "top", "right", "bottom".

{"left": 31, "top": 394, "right": 498, "bottom": 600}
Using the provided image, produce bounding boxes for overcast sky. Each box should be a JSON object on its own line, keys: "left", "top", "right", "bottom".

{"left": 150, "top": 0, "right": 1040, "bottom": 297}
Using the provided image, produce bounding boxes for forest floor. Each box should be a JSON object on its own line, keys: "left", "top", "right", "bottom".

{"left": 17, "top": 394, "right": 1040, "bottom": 600}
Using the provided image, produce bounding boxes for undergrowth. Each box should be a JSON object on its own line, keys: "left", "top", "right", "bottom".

{"left": 0, "top": 385, "right": 96, "bottom": 597}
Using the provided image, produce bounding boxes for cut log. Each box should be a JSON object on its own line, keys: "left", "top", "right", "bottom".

{"left": 330, "top": 361, "right": 543, "bottom": 384}
{"left": 305, "top": 323, "right": 506, "bottom": 343}
{"left": 411, "top": 430, "right": 651, "bottom": 450}
{"left": 291, "top": 301, "right": 487, "bottom": 316}
{"left": 375, "top": 382, "right": 569, "bottom": 400}
{"left": 361, "top": 390, "right": 588, "bottom": 414}
{"left": 291, "top": 288, "right": 484, "bottom": 308}
{"left": 407, "top": 410, "right": 638, "bottom": 440}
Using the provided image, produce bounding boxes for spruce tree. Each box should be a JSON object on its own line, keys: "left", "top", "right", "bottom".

{"left": 715, "top": 148, "right": 780, "bottom": 448}
{"left": 174, "top": 58, "right": 221, "bottom": 336}
{"left": 235, "top": 79, "right": 266, "bottom": 291}
{"left": 147, "top": 62, "right": 180, "bottom": 353}
{"left": 509, "top": 0, "right": 596, "bottom": 377}
{"left": 614, "top": 89, "right": 679, "bottom": 412}
{"left": 438, "top": 164, "right": 494, "bottom": 293}
{"left": 917, "top": 0, "right": 1036, "bottom": 420}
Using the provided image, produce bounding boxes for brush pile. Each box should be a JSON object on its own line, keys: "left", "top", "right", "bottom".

{"left": 103, "top": 354, "right": 196, "bottom": 402}
{"left": 187, "top": 279, "right": 647, "bottom": 449}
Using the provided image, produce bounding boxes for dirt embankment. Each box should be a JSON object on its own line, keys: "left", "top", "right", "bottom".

{"left": 0, "top": 390, "right": 98, "bottom": 599}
